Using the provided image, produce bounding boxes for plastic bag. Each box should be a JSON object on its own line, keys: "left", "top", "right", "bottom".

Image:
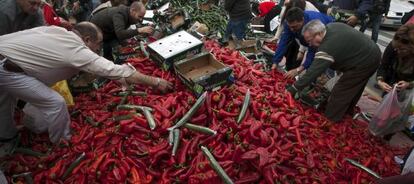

{"left": 402, "top": 147, "right": 414, "bottom": 175}
{"left": 324, "top": 72, "right": 342, "bottom": 92}
{"left": 51, "top": 80, "right": 74, "bottom": 106}
{"left": 369, "top": 86, "right": 413, "bottom": 136}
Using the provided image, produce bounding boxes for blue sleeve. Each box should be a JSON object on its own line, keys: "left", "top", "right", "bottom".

{"left": 303, "top": 47, "right": 316, "bottom": 69}
{"left": 356, "top": 0, "right": 372, "bottom": 19}
{"left": 272, "top": 23, "right": 293, "bottom": 64}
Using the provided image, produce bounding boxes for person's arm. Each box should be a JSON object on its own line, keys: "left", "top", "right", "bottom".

{"left": 70, "top": 46, "right": 172, "bottom": 92}
{"left": 112, "top": 12, "right": 138, "bottom": 41}
{"left": 376, "top": 43, "right": 394, "bottom": 82}
{"left": 294, "top": 51, "right": 333, "bottom": 90}
{"left": 356, "top": 0, "right": 372, "bottom": 20}
{"left": 272, "top": 22, "right": 293, "bottom": 64}
{"left": 302, "top": 46, "right": 316, "bottom": 69}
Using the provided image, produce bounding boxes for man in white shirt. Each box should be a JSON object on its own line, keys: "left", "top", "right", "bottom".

{"left": 0, "top": 22, "right": 172, "bottom": 144}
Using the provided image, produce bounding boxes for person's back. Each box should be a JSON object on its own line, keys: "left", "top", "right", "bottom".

{"left": 90, "top": 5, "right": 129, "bottom": 40}
{"left": 0, "top": 26, "right": 94, "bottom": 85}
{"left": 318, "top": 23, "right": 379, "bottom": 71}
{"left": 224, "top": 0, "right": 252, "bottom": 21}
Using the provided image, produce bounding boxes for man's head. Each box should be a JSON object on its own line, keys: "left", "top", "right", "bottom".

{"left": 73, "top": 22, "right": 103, "bottom": 54}
{"left": 285, "top": 7, "right": 305, "bottom": 32}
{"left": 16, "top": 0, "right": 41, "bottom": 15}
{"left": 129, "top": 2, "right": 146, "bottom": 23}
{"left": 302, "top": 20, "right": 326, "bottom": 47}
{"left": 392, "top": 23, "right": 414, "bottom": 57}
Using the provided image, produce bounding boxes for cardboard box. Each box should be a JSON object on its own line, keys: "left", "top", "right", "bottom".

{"left": 148, "top": 30, "right": 203, "bottom": 70}
{"left": 174, "top": 52, "right": 234, "bottom": 96}
{"left": 226, "top": 39, "right": 259, "bottom": 54}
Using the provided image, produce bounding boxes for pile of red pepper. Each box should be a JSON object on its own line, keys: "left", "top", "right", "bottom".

{"left": 1, "top": 40, "right": 409, "bottom": 184}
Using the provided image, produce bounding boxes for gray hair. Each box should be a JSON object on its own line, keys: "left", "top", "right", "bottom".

{"left": 302, "top": 19, "right": 326, "bottom": 35}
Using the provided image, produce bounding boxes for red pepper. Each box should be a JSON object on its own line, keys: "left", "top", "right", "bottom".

{"left": 153, "top": 104, "right": 171, "bottom": 118}
{"left": 190, "top": 114, "right": 207, "bottom": 124}
{"left": 218, "top": 109, "right": 238, "bottom": 117}
{"left": 48, "top": 159, "right": 65, "bottom": 179}
{"left": 177, "top": 139, "right": 190, "bottom": 164}
{"left": 286, "top": 91, "right": 295, "bottom": 109}
{"left": 218, "top": 93, "right": 226, "bottom": 109}
{"left": 112, "top": 167, "right": 122, "bottom": 181}
{"left": 89, "top": 152, "right": 110, "bottom": 175}
{"left": 279, "top": 116, "right": 290, "bottom": 129}
{"left": 148, "top": 140, "right": 168, "bottom": 155}
{"left": 294, "top": 128, "right": 304, "bottom": 147}
{"left": 292, "top": 116, "right": 301, "bottom": 127}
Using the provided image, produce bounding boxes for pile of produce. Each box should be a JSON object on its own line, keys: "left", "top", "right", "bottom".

{"left": 171, "top": 0, "right": 228, "bottom": 36}
{"left": 1, "top": 40, "right": 408, "bottom": 183}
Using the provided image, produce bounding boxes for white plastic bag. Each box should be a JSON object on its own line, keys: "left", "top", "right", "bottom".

{"left": 369, "top": 86, "right": 413, "bottom": 136}
{"left": 324, "top": 72, "right": 342, "bottom": 92}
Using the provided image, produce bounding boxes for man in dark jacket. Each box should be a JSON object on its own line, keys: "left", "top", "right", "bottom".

{"left": 287, "top": 20, "right": 381, "bottom": 122}
{"left": 330, "top": 0, "right": 372, "bottom": 27}
{"left": 224, "top": 0, "right": 252, "bottom": 41}
{"left": 90, "top": 1, "right": 153, "bottom": 60}
{"left": 360, "top": 0, "right": 391, "bottom": 43}
{"left": 0, "top": 0, "right": 45, "bottom": 36}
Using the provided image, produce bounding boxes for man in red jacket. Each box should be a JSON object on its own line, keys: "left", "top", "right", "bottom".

{"left": 41, "top": 0, "right": 72, "bottom": 29}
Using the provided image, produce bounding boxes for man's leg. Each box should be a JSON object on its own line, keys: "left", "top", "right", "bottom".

{"left": 371, "top": 14, "right": 382, "bottom": 43}
{"left": 284, "top": 40, "right": 300, "bottom": 71}
{"left": 324, "top": 61, "right": 378, "bottom": 122}
{"left": 103, "top": 40, "right": 114, "bottom": 61}
{"left": 0, "top": 91, "right": 18, "bottom": 141}
{"left": 0, "top": 66, "right": 70, "bottom": 143}
{"left": 224, "top": 20, "right": 234, "bottom": 42}
{"left": 233, "top": 19, "right": 249, "bottom": 40}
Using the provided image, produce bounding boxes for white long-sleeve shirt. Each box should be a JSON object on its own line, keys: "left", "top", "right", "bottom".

{"left": 0, "top": 26, "right": 135, "bottom": 86}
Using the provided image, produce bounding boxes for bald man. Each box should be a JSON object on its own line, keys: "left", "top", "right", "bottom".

{"left": 90, "top": 1, "right": 154, "bottom": 60}
{"left": 0, "top": 22, "right": 172, "bottom": 144}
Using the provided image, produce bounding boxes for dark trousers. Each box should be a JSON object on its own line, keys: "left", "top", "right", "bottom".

{"left": 325, "top": 49, "right": 381, "bottom": 122}
{"left": 103, "top": 40, "right": 116, "bottom": 61}
{"left": 284, "top": 40, "right": 301, "bottom": 71}
{"left": 360, "top": 13, "right": 382, "bottom": 43}
{"left": 225, "top": 18, "right": 250, "bottom": 40}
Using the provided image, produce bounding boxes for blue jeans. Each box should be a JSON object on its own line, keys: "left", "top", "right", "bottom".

{"left": 225, "top": 18, "right": 249, "bottom": 40}
{"left": 360, "top": 13, "right": 382, "bottom": 43}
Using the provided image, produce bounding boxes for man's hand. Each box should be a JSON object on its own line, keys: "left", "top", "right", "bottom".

{"left": 286, "top": 84, "right": 298, "bottom": 97}
{"left": 271, "top": 64, "right": 278, "bottom": 70}
{"left": 396, "top": 81, "right": 410, "bottom": 91}
{"left": 138, "top": 26, "right": 154, "bottom": 34}
{"left": 346, "top": 15, "right": 359, "bottom": 26}
{"left": 72, "top": 1, "right": 80, "bottom": 12}
{"left": 284, "top": 68, "right": 299, "bottom": 79}
{"left": 155, "top": 78, "right": 173, "bottom": 93}
{"left": 377, "top": 80, "right": 392, "bottom": 93}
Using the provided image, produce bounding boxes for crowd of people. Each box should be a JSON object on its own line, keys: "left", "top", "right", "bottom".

{"left": 0, "top": 0, "right": 414, "bottom": 182}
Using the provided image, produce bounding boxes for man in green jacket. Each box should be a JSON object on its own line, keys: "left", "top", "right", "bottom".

{"left": 90, "top": 1, "right": 153, "bottom": 60}
{"left": 287, "top": 20, "right": 381, "bottom": 122}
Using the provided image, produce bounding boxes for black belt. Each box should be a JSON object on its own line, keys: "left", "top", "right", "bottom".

{"left": 0, "top": 54, "right": 24, "bottom": 73}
